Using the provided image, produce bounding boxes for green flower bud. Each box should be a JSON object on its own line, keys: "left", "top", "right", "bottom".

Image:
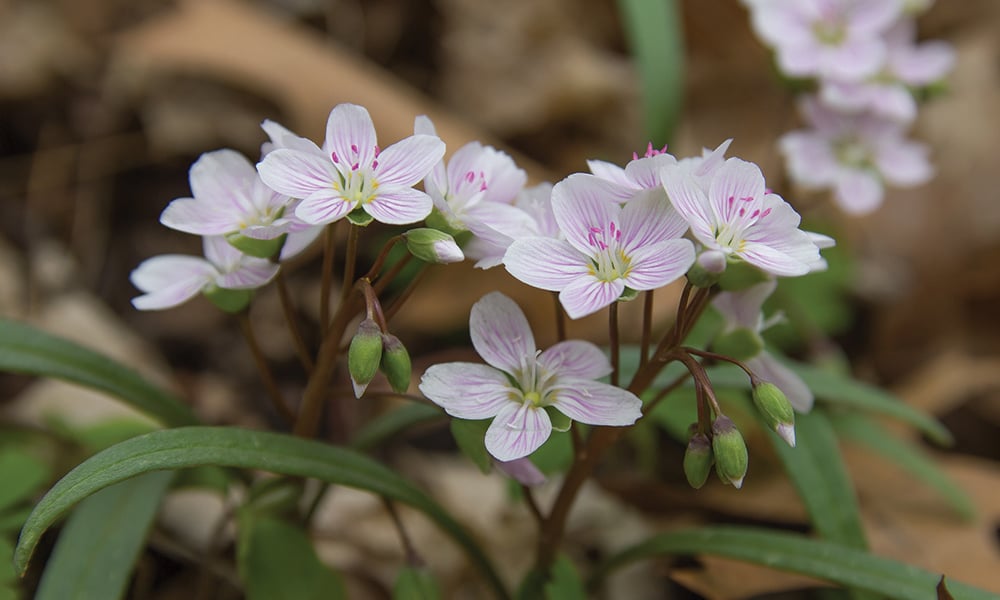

{"left": 203, "top": 285, "right": 253, "bottom": 313}
{"left": 404, "top": 228, "right": 464, "bottom": 264}
{"left": 712, "top": 327, "right": 764, "bottom": 361}
{"left": 752, "top": 381, "right": 796, "bottom": 447}
{"left": 224, "top": 232, "right": 287, "bottom": 259}
{"left": 380, "top": 334, "right": 412, "bottom": 393}
{"left": 348, "top": 318, "right": 383, "bottom": 398}
{"left": 687, "top": 250, "right": 726, "bottom": 288}
{"left": 683, "top": 430, "right": 714, "bottom": 489}
{"left": 711, "top": 415, "right": 748, "bottom": 489}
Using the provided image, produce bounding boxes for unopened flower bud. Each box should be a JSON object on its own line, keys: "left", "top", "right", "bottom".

{"left": 203, "top": 286, "right": 253, "bottom": 314}
{"left": 404, "top": 228, "right": 464, "bottom": 264}
{"left": 712, "top": 327, "right": 764, "bottom": 361}
{"left": 687, "top": 249, "right": 727, "bottom": 288}
{"left": 224, "top": 232, "right": 287, "bottom": 259}
{"left": 712, "top": 415, "right": 749, "bottom": 489}
{"left": 683, "top": 430, "right": 714, "bottom": 489}
{"left": 348, "top": 318, "right": 383, "bottom": 398}
{"left": 380, "top": 334, "right": 412, "bottom": 393}
{"left": 752, "top": 381, "right": 796, "bottom": 447}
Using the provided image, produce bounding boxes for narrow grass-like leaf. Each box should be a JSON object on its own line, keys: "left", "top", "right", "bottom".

{"left": 830, "top": 412, "right": 974, "bottom": 521}
{"left": 593, "top": 526, "right": 996, "bottom": 600}
{"left": 617, "top": 0, "right": 684, "bottom": 145}
{"left": 766, "top": 409, "right": 867, "bottom": 549}
{"left": 351, "top": 403, "right": 443, "bottom": 452}
{"left": 15, "top": 427, "right": 508, "bottom": 599}
{"left": 703, "top": 362, "right": 952, "bottom": 445}
{"left": 237, "top": 514, "right": 345, "bottom": 600}
{"left": 0, "top": 319, "right": 197, "bottom": 427}
{"left": 34, "top": 471, "right": 173, "bottom": 600}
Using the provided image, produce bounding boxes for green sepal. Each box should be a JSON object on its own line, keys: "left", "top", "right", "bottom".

{"left": 711, "top": 416, "right": 748, "bottom": 489}
{"left": 225, "top": 232, "right": 287, "bottom": 259}
{"left": 683, "top": 430, "right": 713, "bottom": 490}
{"left": 380, "top": 334, "right": 412, "bottom": 393}
{"left": 712, "top": 327, "right": 764, "bottom": 362}
{"left": 717, "top": 261, "right": 770, "bottom": 291}
{"left": 686, "top": 260, "right": 722, "bottom": 289}
{"left": 544, "top": 406, "right": 572, "bottom": 433}
{"left": 346, "top": 206, "right": 374, "bottom": 226}
{"left": 348, "top": 319, "right": 383, "bottom": 397}
{"left": 203, "top": 286, "right": 253, "bottom": 313}
{"left": 424, "top": 209, "right": 464, "bottom": 236}
{"left": 618, "top": 287, "right": 639, "bottom": 302}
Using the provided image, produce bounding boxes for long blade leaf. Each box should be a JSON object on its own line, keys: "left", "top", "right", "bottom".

{"left": 0, "top": 319, "right": 197, "bottom": 427}
{"left": 15, "top": 426, "right": 508, "bottom": 599}
{"left": 593, "top": 526, "right": 996, "bottom": 600}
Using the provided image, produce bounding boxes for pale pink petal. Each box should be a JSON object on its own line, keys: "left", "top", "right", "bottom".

{"left": 294, "top": 189, "right": 355, "bottom": 225}
{"left": 779, "top": 132, "right": 838, "bottom": 187}
{"left": 748, "top": 353, "right": 814, "bottom": 412}
{"left": 257, "top": 149, "right": 337, "bottom": 198}
{"left": 202, "top": 235, "right": 243, "bottom": 269}
{"left": 484, "top": 403, "right": 552, "bottom": 461}
{"left": 280, "top": 226, "right": 323, "bottom": 261}
{"left": 776, "top": 42, "right": 823, "bottom": 77}
{"left": 751, "top": 5, "right": 813, "bottom": 47}
{"left": 240, "top": 221, "right": 293, "bottom": 240}
{"left": 623, "top": 154, "right": 677, "bottom": 190}
{"left": 874, "top": 140, "right": 933, "bottom": 186}
{"left": 847, "top": 0, "right": 902, "bottom": 37}
{"left": 824, "top": 38, "right": 885, "bottom": 80}
{"left": 538, "top": 341, "right": 611, "bottom": 379}
{"left": 325, "top": 103, "right": 377, "bottom": 170}
{"left": 504, "top": 238, "right": 590, "bottom": 292}
{"left": 364, "top": 187, "right": 433, "bottom": 225}
{"left": 558, "top": 277, "right": 624, "bottom": 320}
{"left": 413, "top": 115, "right": 437, "bottom": 136}
{"left": 624, "top": 239, "right": 695, "bottom": 290}
{"left": 587, "top": 159, "right": 635, "bottom": 191}
{"left": 869, "top": 86, "right": 917, "bottom": 122}
{"left": 892, "top": 40, "right": 954, "bottom": 85}
{"left": 261, "top": 119, "right": 323, "bottom": 156}
{"left": 130, "top": 256, "right": 215, "bottom": 310}
{"left": 713, "top": 280, "right": 777, "bottom": 331}
{"left": 469, "top": 292, "right": 536, "bottom": 374}
{"left": 189, "top": 150, "right": 257, "bottom": 215}
{"left": 216, "top": 260, "right": 279, "bottom": 289}
{"left": 374, "top": 135, "right": 446, "bottom": 187}
{"left": 707, "top": 158, "right": 767, "bottom": 225}
{"left": 160, "top": 197, "right": 238, "bottom": 235}
{"left": 834, "top": 170, "right": 884, "bottom": 214}
{"left": 495, "top": 458, "right": 546, "bottom": 486}
{"left": 419, "top": 363, "right": 514, "bottom": 419}
{"left": 661, "top": 165, "right": 716, "bottom": 246}
{"left": 740, "top": 241, "right": 811, "bottom": 277}
{"left": 618, "top": 190, "right": 689, "bottom": 253}
{"left": 550, "top": 378, "right": 642, "bottom": 426}
{"left": 551, "top": 174, "right": 624, "bottom": 255}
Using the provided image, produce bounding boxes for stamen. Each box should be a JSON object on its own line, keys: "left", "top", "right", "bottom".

{"left": 331, "top": 152, "right": 339, "bottom": 164}
{"left": 350, "top": 144, "right": 359, "bottom": 154}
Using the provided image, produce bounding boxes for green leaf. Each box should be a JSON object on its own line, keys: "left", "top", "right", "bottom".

{"left": 34, "top": 471, "right": 173, "bottom": 600}
{"left": 450, "top": 419, "right": 493, "bottom": 475}
{"left": 0, "top": 319, "right": 198, "bottom": 427}
{"left": 830, "top": 412, "right": 974, "bottom": 521}
{"left": 393, "top": 566, "right": 442, "bottom": 600}
{"left": 238, "top": 514, "right": 345, "bottom": 600}
{"left": 15, "top": 427, "right": 508, "bottom": 600}
{"left": 616, "top": 0, "right": 684, "bottom": 145}
{"left": 0, "top": 449, "right": 50, "bottom": 513}
{"left": 593, "top": 526, "right": 997, "bottom": 600}
{"left": 766, "top": 409, "right": 867, "bottom": 549}
{"left": 351, "top": 403, "right": 443, "bottom": 452}
{"left": 544, "top": 555, "right": 586, "bottom": 599}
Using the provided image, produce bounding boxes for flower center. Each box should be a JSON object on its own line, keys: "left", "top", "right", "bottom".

{"left": 586, "top": 221, "right": 632, "bottom": 281}
{"left": 632, "top": 141, "right": 669, "bottom": 161}
{"left": 812, "top": 18, "right": 846, "bottom": 46}
{"left": 331, "top": 144, "right": 381, "bottom": 205}
{"left": 834, "top": 138, "right": 872, "bottom": 170}
{"left": 513, "top": 353, "right": 557, "bottom": 408}
{"left": 714, "top": 195, "right": 772, "bottom": 251}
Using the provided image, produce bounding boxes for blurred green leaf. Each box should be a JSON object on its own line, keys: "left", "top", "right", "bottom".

{"left": 237, "top": 514, "right": 345, "bottom": 600}
{"left": 450, "top": 418, "right": 493, "bottom": 474}
{"left": 830, "top": 412, "right": 974, "bottom": 521}
{"left": 393, "top": 566, "right": 442, "bottom": 600}
{"left": 351, "top": 403, "right": 443, "bottom": 452}
{"left": 617, "top": 0, "right": 684, "bottom": 145}
{"left": 764, "top": 409, "right": 867, "bottom": 548}
{"left": 0, "top": 536, "right": 14, "bottom": 586}
{"left": 15, "top": 427, "right": 508, "bottom": 599}
{"left": 0, "top": 449, "right": 49, "bottom": 513}
{"left": 593, "top": 526, "right": 997, "bottom": 600}
{"left": 34, "top": 472, "right": 173, "bottom": 600}
{"left": 544, "top": 555, "right": 586, "bottom": 599}
{"left": 0, "top": 319, "right": 197, "bottom": 427}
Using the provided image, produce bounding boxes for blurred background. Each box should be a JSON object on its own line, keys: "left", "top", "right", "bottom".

{"left": 0, "top": 0, "right": 998, "bottom": 597}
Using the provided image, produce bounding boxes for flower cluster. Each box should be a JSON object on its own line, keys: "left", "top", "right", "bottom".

{"left": 743, "top": 0, "right": 953, "bottom": 213}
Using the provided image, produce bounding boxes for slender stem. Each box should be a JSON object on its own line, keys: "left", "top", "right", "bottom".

{"left": 238, "top": 314, "right": 295, "bottom": 423}
{"left": 320, "top": 223, "right": 337, "bottom": 330}
{"left": 341, "top": 224, "right": 361, "bottom": 304}
{"left": 553, "top": 292, "right": 566, "bottom": 342}
{"left": 609, "top": 302, "right": 620, "bottom": 387}
{"left": 356, "top": 278, "right": 388, "bottom": 332}
{"left": 275, "top": 271, "right": 314, "bottom": 375}
{"left": 640, "top": 290, "right": 654, "bottom": 369}
{"left": 373, "top": 254, "right": 413, "bottom": 294}
{"left": 672, "top": 280, "right": 693, "bottom": 345}
{"left": 569, "top": 422, "right": 582, "bottom": 454}
{"left": 522, "top": 486, "right": 544, "bottom": 526}
{"left": 362, "top": 234, "right": 405, "bottom": 281}
{"left": 682, "top": 346, "right": 757, "bottom": 381}
{"left": 382, "top": 497, "right": 422, "bottom": 567}
{"left": 301, "top": 483, "right": 331, "bottom": 527}
{"left": 673, "top": 350, "right": 722, "bottom": 415}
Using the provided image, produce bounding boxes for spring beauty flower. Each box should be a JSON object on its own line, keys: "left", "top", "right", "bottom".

{"left": 505, "top": 174, "right": 694, "bottom": 319}
{"left": 257, "top": 103, "right": 445, "bottom": 226}
{"left": 661, "top": 157, "right": 822, "bottom": 277}
{"left": 130, "top": 236, "right": 278, "bottom": 311}
{"left": 464, "top": 182, "right": 559, "bottom": 269}
{"left": 419, "top": 292, "right": 642, "bottom": 461}
{"left": 779, "top": 96, "right": 932, "bottom": 214}
{"left": 160, "top": 149, "right": 296, "bottom": 245}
